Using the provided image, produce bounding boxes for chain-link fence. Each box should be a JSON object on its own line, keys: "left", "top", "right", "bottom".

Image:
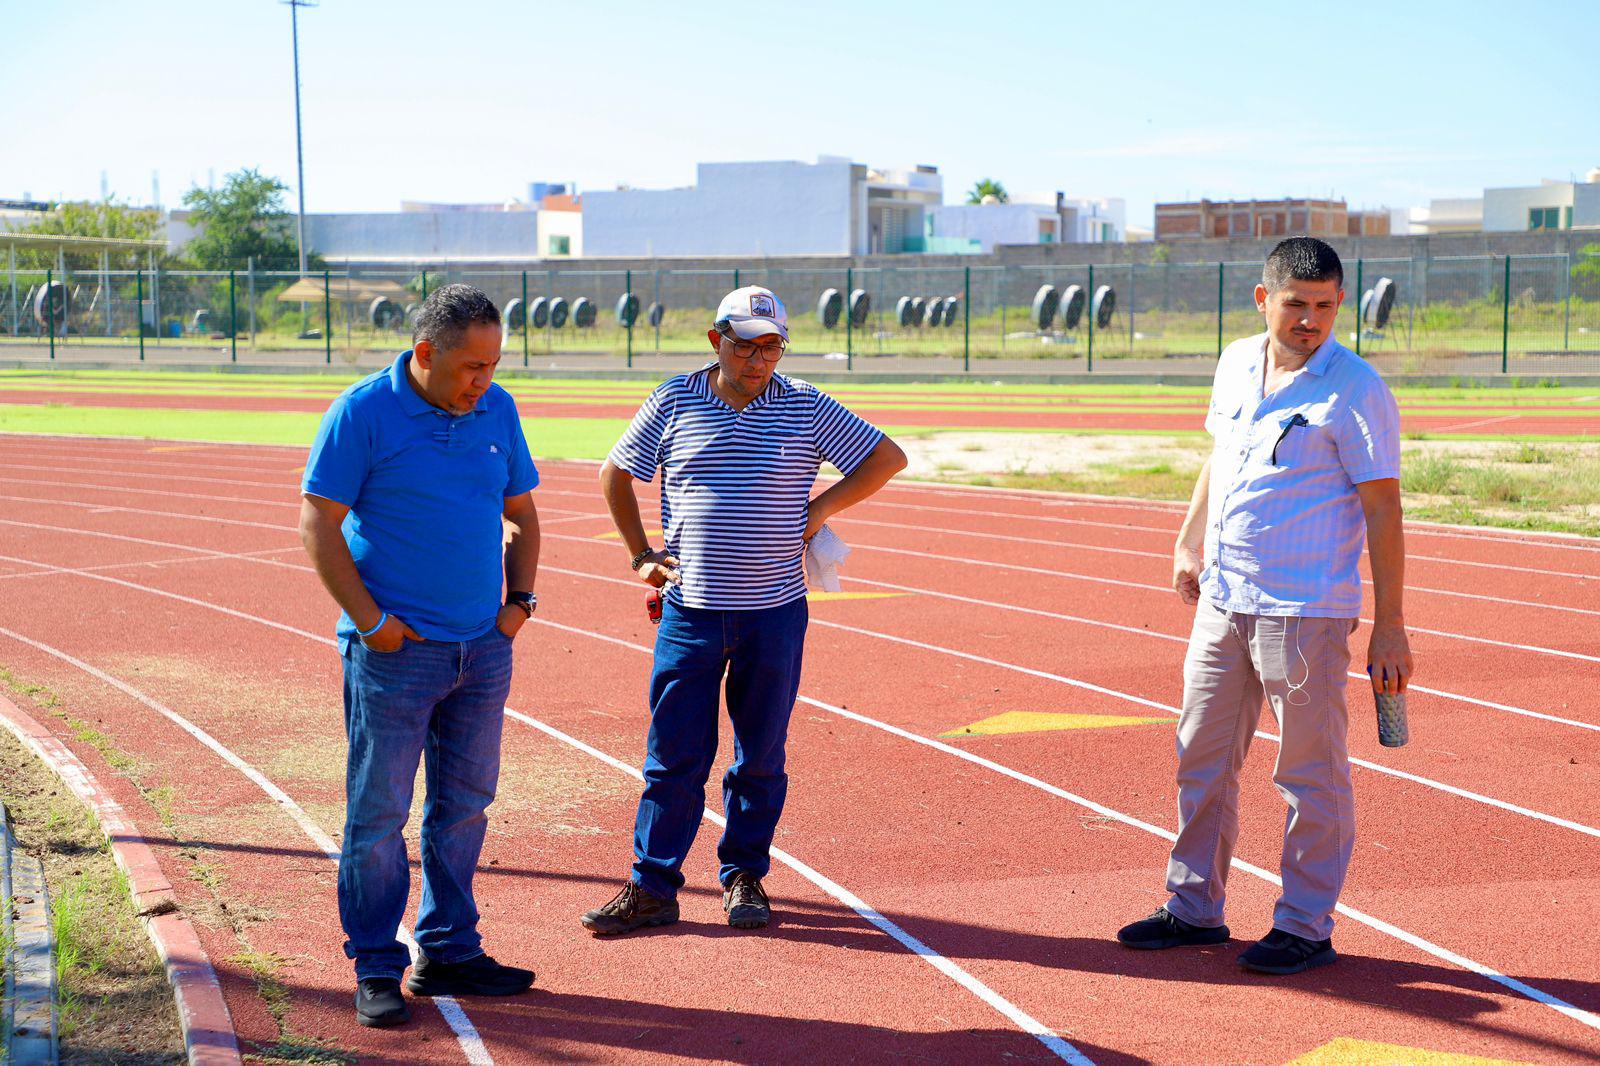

{"left": 4, "top": 252, "right": 1598, "bottom": 375}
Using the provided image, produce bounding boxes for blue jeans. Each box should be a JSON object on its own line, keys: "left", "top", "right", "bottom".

{"left": 338, "top": 628, "right": 513, "bottom": 980}
{"left": 631, "top": 597, "right": 808, "bottom": 899}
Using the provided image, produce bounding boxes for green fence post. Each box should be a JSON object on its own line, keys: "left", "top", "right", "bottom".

{"left": 521, "top": 270, "right": 529, "bottom": 367}
{"left": 1501, "top": 255, "right": 1511, "bottom": 374}
{"left": 625, "top": 268, "right": 633, "bottom": 368}
{"left": 733, "top": 268, "right": 740, "bottom": 291}
{"left": 229, "top": 268, "right": 238, "bottom": 363}
{"left": 1128, "top": 264, "right": 1136, "bottom": 353}
{"left": 1354, "top": 259, "right": 1363, "bottom": 358}
{"left": 420, "top": 269, "right": 428, "bottom": 300}
{"left": 46, "top": 268, "right": 55, "bottom": 360}
{"left": 1216, "top": 262, "right": 1225, "bottom": 358}
{"left": 1087, "top": 263, "right": 1095, "bottom": 373}
{"left": 845, "top": 267, "right": 854, "bottom": 371}
{"left": 1563, "top": 252, "right": 1572, "bottom": 352}
{"left": 136, "top": 266, "right": 145, "bottom": 362}
{"left": 323, "top": 268, "right": 333, "bottom": 365}
{"left": 963, "top": 266, "right": 971, "bottom": 373}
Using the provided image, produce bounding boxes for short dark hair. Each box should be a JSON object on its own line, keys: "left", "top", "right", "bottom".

{"left": 1262, "top": 237, "right": 1344, "bottom": 292}
{"left": 412, "top": 283, "right": 500, "bottom": 353}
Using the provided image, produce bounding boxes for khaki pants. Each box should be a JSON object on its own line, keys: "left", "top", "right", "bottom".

{"left": 1164, "top": 600, "right": 1357, "bottom": 941}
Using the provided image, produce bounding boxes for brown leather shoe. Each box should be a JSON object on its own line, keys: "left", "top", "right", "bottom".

{"left": 580, "top": 881, "right": 679, "bottom": 936}
{"left": 722, "top": 871, "right": 770, "bottom": 929}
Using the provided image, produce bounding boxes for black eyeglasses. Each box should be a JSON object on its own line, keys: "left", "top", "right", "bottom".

{"left": 717, "top": 327, "right": 787, "bottom": 363}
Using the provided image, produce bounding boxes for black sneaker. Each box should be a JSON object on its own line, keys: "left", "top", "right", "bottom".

{"left": 1238, "top": 929, "right": 1336, "bottom": 974}
{"left": 355, "top": 977, "right": 409, "bottom": 1027}
{"left": 722, "top": 871, "right": 771, "bottom": 929}
{"left": 580, "top": 881, "right": 679, "bottom": 936}
{"left": 1116, "top": 908, "right": 1231, "bottom": 950}
{"left": 405, "top": 953, "right": 534, "bottom": 997}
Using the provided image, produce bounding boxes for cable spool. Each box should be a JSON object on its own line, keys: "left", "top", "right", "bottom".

{"left": 548, "top": 297, "right": 568, "bottom": 329}
{"left": 372, "top": 296, "right": 406, "bottom": 331}
{"left": 1059, "top": 285, "right": 1086, "bottom": 330}
{"left": 896, "top": 295, "right": 916, "bottom": 327}
{"left": 849, "top": 289, "right": 870, "bottom": 326}
{"left": 528, "top": 297, "right": 549, "bottom": 328}
{"left": 572, "top": 297, "right": 596, "bottom": 328}
{"left": 192, "top": 308, "right": 211, "bottom": 333}
{"left": 1092, "top": 285, "right": 1116, "bottom": 329}
{"left": 615, "top": 292, "right": 640, "bottom": 328}
{"left": 817, "top": 288, "right": 842, "bottom": 329}
{"left": 32, "top": 281, "right": 69, "bottom": 331}
{"left": 403, "top": 302, "right": 419, "bottom": 325}
{"left": 647, "top": 302, "right": 665, "bottom": 328}
{"left": 942, "top": 295, "right": 959, "bottom": 326}
{"left": 1364, "top": 276, "right": 1396, "bottom": 330}
{"left": 1030, "top": 284, "right": 1059, "bottom": 331}
{"left": 909, "top": 297, "right": 926, "bottom": 327}
{"left": 925, "top": 296, "right": 945, "bottom": 327}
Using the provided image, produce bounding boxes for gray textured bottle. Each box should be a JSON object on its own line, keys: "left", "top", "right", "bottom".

{"left": 1375, "top": 690, "right": 1409, "bottom": 747}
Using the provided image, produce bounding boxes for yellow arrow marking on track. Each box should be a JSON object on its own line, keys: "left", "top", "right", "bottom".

{"left": 940, "top": 711, "right": 1170, "bottom": 737}
{"left": 1284, "top": 1039, "right": 1531, "bottom": 1066}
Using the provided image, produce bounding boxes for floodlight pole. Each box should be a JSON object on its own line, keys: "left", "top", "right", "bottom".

{"left": 285, "top": 0, "right": 316, "bottom": 278}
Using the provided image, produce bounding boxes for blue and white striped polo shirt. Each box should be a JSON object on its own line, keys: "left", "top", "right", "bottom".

{"left": 608, "top": 365, "right": 884, "bottom": 610}
{"left": 1201, "top": 333, "right": 1400, "bottom": 618}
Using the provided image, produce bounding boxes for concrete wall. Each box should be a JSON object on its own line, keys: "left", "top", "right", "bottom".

{"left": 582, "top": 160, "right": 858, "bottom": 257}
{"left": 304, "top": 211, "right": 540, "bottom": 261}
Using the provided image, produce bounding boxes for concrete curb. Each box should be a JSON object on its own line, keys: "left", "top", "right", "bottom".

{"left": 0, "top": 693, "right": 242, "bottom": 1066}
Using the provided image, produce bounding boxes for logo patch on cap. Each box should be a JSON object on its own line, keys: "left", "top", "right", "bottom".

{"left": 749, "top": 293, "right": 776, "bottom": 318}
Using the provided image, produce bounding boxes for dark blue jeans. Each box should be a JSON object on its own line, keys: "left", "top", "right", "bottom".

{"left": 338, "top": 628, "right": 513, "bottom": 980}
{"left": 631, "top": 596, "right": 809, "bottom": 899}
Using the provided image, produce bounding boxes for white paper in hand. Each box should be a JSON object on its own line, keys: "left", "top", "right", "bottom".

{"left": 805, "top": 525, "right": 851, "bottom": 593}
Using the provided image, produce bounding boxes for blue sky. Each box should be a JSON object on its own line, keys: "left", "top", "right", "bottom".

{"left": 5, "top": 0, "right": 1595, "bottom": 228}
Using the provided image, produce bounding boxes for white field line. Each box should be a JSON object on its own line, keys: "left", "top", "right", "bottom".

{"left": 528, "top": 558, "right": 1600, "bottom": 839}
{"left": 1434, "top": 414, "right": 1523, "bottom": 434}
{"left": 0, "top": 557, "right": 1089, "bottom": 1063}
{"left": 527, "top": 616, "right": 1600, "bottom": 1037}
{"left": 543, "top": 531, "right": 1600, "bottom": 728}
{"left": 0, "top": 625, "right": 494, "bottom": 1066}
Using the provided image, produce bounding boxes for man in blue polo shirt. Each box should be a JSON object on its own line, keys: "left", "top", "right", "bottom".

{"left": 300, "top": 284, "right": 541, "bottom": 1027}
{"left": 581, "top": 286, "right": 906, "bottom": 935}
{"left": 1117, "top": 237, "right": 1413, "bottom": 975}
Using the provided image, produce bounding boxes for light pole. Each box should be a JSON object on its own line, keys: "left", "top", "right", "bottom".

{"left": 284, "top": 0, "right": 316, "bottom": 277}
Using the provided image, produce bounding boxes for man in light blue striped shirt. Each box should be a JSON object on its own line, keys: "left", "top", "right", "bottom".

{"left": 1118, "top": 238, "right": 1413, "bottom": 975}
{"left": 581, "top": 286, "right": 906, "bottom": 935}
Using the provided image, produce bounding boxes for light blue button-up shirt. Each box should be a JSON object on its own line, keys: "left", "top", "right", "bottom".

{"left": 1200, "top": 332, "right": 1400, "bottom": 618}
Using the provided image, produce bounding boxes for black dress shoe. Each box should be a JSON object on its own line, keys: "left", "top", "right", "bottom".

{"left": 355, "top": 977, "right": 409, "bottom": 1027}
{"left": 1116, "top": 907, "right": 1231, "bottom": 950}
{"left": 1238, "top": 929, "right": 1337, "bottom": 974}
{"left": 405, "top": 953, "right": 534, "bottom": 997}
{"left": 580, "top": 881, "right": 680, "bottom": 936}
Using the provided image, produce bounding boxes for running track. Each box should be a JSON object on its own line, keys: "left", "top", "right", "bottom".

{"left": 0, "top": 434, "right": 1597, "bottom": 1064}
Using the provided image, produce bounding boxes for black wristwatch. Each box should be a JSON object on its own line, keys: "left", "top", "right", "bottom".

{"left": 630, "top": 547, "right": 654, "bottom": 571}
{"left": 506, "top": 591, "right": 537, "bottom": 617}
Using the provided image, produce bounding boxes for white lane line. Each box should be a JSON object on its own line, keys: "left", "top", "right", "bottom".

{"left": 0, "top": 559, "right": 1089, "bottom": 1063}
{"left": 0, "top": 626, "right": 494, "bottom": 1066}
{"left": 1433, "top": 414, "right": 1522, "bottom": 434}
{"left": 527, "top": 616, "right": 1600, "bottom": 1036}
{"left": 543, "top": 532, "right": 1600, "bottom": 734}
{"left": 507, "top": 710, "right": 1090, "bottom": 1064}
{"left": 0, "top": 495, "right": 295, "bottom": 532}
{"left": 0, "top": 461, "right": 296, "bottom": 490}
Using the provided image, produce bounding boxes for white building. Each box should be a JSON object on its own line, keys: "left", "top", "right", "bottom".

{"left": 926, "top": 193, "right": 1127, "bottom": 253}
{"left": 1483, "top": 170, "right": 1600, "bottom": 232}
{"left": 1418, "top": 197, "right": 1485, "bottom": 235}
{"left": 581, "top": 157, "right": 942, "bottom": 257}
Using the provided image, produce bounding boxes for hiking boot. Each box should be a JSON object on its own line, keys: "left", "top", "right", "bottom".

{"left": 405, "top": 952, "right": 533, "bottom": 997}
{"left": 1238, "top": 929, "right": 1337, "bottom": 974}
{"left": 580, "top": 881, "right": 679, "bottom": 935}
{"left": 1116, "top": 908, "right": 1231, "bottom": 950}
{"left": 722, "top": 871, "right": 771, "bottom": 929}
{"left": 354, "top": 977, "right": 409, "bottom": 1027}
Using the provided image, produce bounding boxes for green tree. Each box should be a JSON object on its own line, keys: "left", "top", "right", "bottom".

{"left": 966, "top": 178, "right": 1010, "bottom": 205}
{"left": 181, "top": 168, "right": 315, "bottom": 270}
{"left": 15, "top": 199, "right": 165, "bottom": 269}
{"left": 1573, "top": 243, "right": 1600, "bottom": 294}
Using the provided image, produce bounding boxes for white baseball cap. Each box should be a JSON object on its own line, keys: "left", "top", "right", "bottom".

{"left": 715, "top": 286, "right": 788, "bottom": 341}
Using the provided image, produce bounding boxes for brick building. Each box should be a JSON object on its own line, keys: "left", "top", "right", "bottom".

{"left": 1154, "top": 198, "right": 1390, "bottom": 241}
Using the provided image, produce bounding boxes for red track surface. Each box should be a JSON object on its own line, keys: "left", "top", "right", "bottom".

{"left": 2, "top": 389, "right": 1597, "bottom": 436}
{"left": 1, "top": 434, "right": 1598, "bottom": 1064}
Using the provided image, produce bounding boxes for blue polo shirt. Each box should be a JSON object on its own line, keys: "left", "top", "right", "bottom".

{"left": 302, "top": 351, "right": 538, "bottom": 643}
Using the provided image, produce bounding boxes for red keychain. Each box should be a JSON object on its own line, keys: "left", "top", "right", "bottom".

{"left": 646, "top": 588, "right": 663, "bottom": 625}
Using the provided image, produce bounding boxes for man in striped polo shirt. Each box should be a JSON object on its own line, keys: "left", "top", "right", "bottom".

{"left": 581, "top": 286, "right": 906, "bottom": 934}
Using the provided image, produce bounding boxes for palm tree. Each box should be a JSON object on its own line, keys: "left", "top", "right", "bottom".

{"left": 966, "top": 179, "right": 1010, "bottom": 205}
